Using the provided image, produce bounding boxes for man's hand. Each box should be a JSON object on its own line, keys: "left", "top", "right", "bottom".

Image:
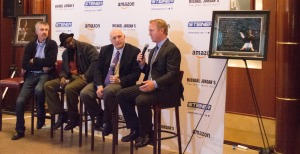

{"left": 60, "top": 77, "right": 67, "bottom": 89}
{"left": 96, "top": 86, "right": 104, "bottom": 98}
{"left": 29, "top": 58, "right": 34, "bottom": 64}
{"left": 80, "top": 74, "right": 86, "bottom": 81}
{"left": 42, "top": 67, "right": 51, "bottom": 73}
{"left": 139, "top": 80, "right": 155, "bottom": 92}
{"left": 137, "top": 52, "right": 146, "bottom": 67}
{"left": 109, "top": 75, "right": 120, "bottom": 84}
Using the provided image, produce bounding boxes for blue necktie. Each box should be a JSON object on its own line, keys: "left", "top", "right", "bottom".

{"left": 104, "top": 51, "right": 120, "bottom": 86}
{"left": 148, "top": 46, "right": 158, "bottom": 80}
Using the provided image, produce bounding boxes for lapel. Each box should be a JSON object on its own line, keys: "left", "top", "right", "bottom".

{"left": 119, "top": 43, "right": 129, "bottom": 73}
{"left": 151, "top": 39, "right": 170, "bottom": 64}
{"left": 105, "top": 45, "right": 114, "bottom": 67}
{"left": 43, "top": 38, "right": 48, "bottom": 56}
{"left": 75, "top": 40, "right": 82, "bottom": 60}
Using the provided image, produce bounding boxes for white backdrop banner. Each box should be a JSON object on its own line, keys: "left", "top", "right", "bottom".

{"left": 52, "top": 1, "right": 229, "bottom": 153}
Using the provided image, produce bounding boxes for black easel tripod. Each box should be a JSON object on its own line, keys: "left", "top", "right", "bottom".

{"left": 242, "top": 59, "right": 274, "bottom": 154}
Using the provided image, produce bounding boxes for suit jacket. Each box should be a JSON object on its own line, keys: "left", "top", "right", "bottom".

{"left": 59, "top": 40, "right": 99, "bottom": 82}
{"left": 22, "top": 37, "right": 58, "bottom": 79}
{"left": 142, "top": 39, "right": 182, "bottom": 107}
{"left": 94, "top": 43, "right": 141, "bottom": 88}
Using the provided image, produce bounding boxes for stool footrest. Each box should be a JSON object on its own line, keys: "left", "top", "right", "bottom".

{"left": 158, "top": 130, "right": 178, "bottom": 140}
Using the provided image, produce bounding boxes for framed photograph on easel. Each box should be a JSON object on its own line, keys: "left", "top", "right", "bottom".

{"left": 209, "top": 11, "right": 270, "bottom": 60}
{"left": 14, "top": 14, "right": 47, "bottom": 46}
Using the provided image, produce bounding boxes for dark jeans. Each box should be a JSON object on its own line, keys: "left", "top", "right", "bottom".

{"left": 15, "top": 73, "right": 49, "bottom": 133}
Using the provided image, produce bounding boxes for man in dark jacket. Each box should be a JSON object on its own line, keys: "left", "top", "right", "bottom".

{"left": 12, "top": 21, "right": 58, "bottom": 140}
{"left": 117, "top": 19, "right": 182, "bottom": 148}
{"left": 80, "top": 29, "right": 141, "bottom": 136}
{"left": 44, "top": 33, "right": 99, "bottom": 131}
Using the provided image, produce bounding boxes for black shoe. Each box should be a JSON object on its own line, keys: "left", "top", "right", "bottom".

{"left": 93, "top": 113, "right": 103, "bottom": 131}
{"left": 53, "top": 113, "right": 67, "bottom": 129}
{"left": 64, "top": 118, "right": 79, "bottom": 131}
{"left": 36, "top": 117, "right": 45, "bottom": 129}
{"left": 134, "top": 133, "right": 152, "bottom": 148}
{"left": 102, "top": 122, "right": 113, "bottom": 136}
{"left": 121, "top": 129, "right": 139, "bottom": 142}
{"left": 11, "top": 132, "right": 25, "bottom": 140}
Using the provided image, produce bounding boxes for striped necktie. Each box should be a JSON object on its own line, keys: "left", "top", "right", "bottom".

{"left": 148, "top": 46, "right": 158, "bottom": 80}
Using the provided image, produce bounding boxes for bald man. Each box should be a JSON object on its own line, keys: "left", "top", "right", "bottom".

{"left": 80, "top": 29, "right": 141, "bottom": 135}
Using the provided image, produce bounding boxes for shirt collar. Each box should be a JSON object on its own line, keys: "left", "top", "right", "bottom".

{"left": 114, "top": 44, "right": 125, "bottom": 54}
{"left": 156, "top": 38, "right": 167, "bottom": 49}
{"left": 36, "top": 39, "right": 46, "bottom": 46}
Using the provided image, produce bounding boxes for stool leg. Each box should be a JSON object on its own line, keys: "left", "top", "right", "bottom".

{"left": 60, "top": 91, "right": 64, "bottom": 142}
{"left": 130, "top": 140, "right": 134, "bottom": 154}
{"left": 79, "top": 99, "right": 83, "bottom": 147}
{"left": 158, "top": 109, "right": 162, "bottom": 154}
{"left": 91, "top": 116, "right": 94, "bottom": 151}
{"left": 51, "top": 115, "right": 54, "bottom": 138}
{"left": 153, "top": 107, "right": 158, "bottom": 154}
{"left": 112, "top": 110, "right": 116, "bottom": 154}
{"left": 115, "top": 106, "right": 119, "bottom": 145}
{"left": 0, "top": 88, "right": 3, "bottom": 131}
{"left": 175, "top": 107, "right": 182, "bottom": 154}
{"left": 60, "top": 120, "right": 63, "bottom": 142}
{"left": 85, "top": 107, "right": 88, "bottom": 137}
{"left": 31, "top": 98, "right": 34, "bottom": 135}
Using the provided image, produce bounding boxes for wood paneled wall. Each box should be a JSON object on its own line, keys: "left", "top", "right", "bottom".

{"left": 1, "top": 0, "right": 278, "bottom": 118}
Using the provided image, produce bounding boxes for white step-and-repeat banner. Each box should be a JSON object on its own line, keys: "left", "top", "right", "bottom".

{"left": 51, "top": 1, "right": 229, "bottom": 153}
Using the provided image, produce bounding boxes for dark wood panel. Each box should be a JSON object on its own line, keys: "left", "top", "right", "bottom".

{"left": 0, "top": 18, "right": 14, "bottom": 79}
{"left": 44, "top": 0, "right": 52, "bottom": 38}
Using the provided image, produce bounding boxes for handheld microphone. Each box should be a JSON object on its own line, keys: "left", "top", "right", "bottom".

{"left": 138, "top": 44, "right": 149, "bottom": 62}
{"left": 110, "top": 63, "right": 116, "bottom": 75}
{"left": 141, "top": 44, "right": 149, "bottom": 58}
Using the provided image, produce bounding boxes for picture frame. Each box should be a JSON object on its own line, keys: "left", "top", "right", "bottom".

{"left": 209, "top": 11, "right": 270, "bottom": 60}
{"left": 14, "top": 14, "right": 47, "bottom": 46}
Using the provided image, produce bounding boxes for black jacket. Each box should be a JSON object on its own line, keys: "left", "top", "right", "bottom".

{"left": 22, "top": 37, "right": 58, "bottom": 79}
{"left": 93, "top": 43, "right": 141, "bottom": 88}
{"left": 59, "top": 40, "right": 99, "bottom": 82}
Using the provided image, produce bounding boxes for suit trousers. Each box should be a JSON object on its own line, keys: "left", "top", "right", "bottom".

{"left": 117, "top": 84, "right": 158, "bottom": 135}
{"left": 81, "top": 83, "right": 121, "bottom": 122}
{"left": 15, "top": 73, "right": 49, "bottom": 133}
{"left": 44, "top": 75, "right": 88, "bottom": 120}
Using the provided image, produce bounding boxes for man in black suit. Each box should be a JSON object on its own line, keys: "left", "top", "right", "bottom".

{"left": 44, "top": 33, "right": 99, "bottom": 131}
{"left": 117, "top": 19, "right": 182, "bottom": 148}
{"left": 80, "top": 29, "right": 141, "bottom": 136}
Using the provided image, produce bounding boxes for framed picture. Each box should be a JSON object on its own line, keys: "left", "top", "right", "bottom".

{"left": 209, "top": 11, "right": 270, "bottom": 60}
{"left": 14, "top": 14, "right": 47, "bottom": 46}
